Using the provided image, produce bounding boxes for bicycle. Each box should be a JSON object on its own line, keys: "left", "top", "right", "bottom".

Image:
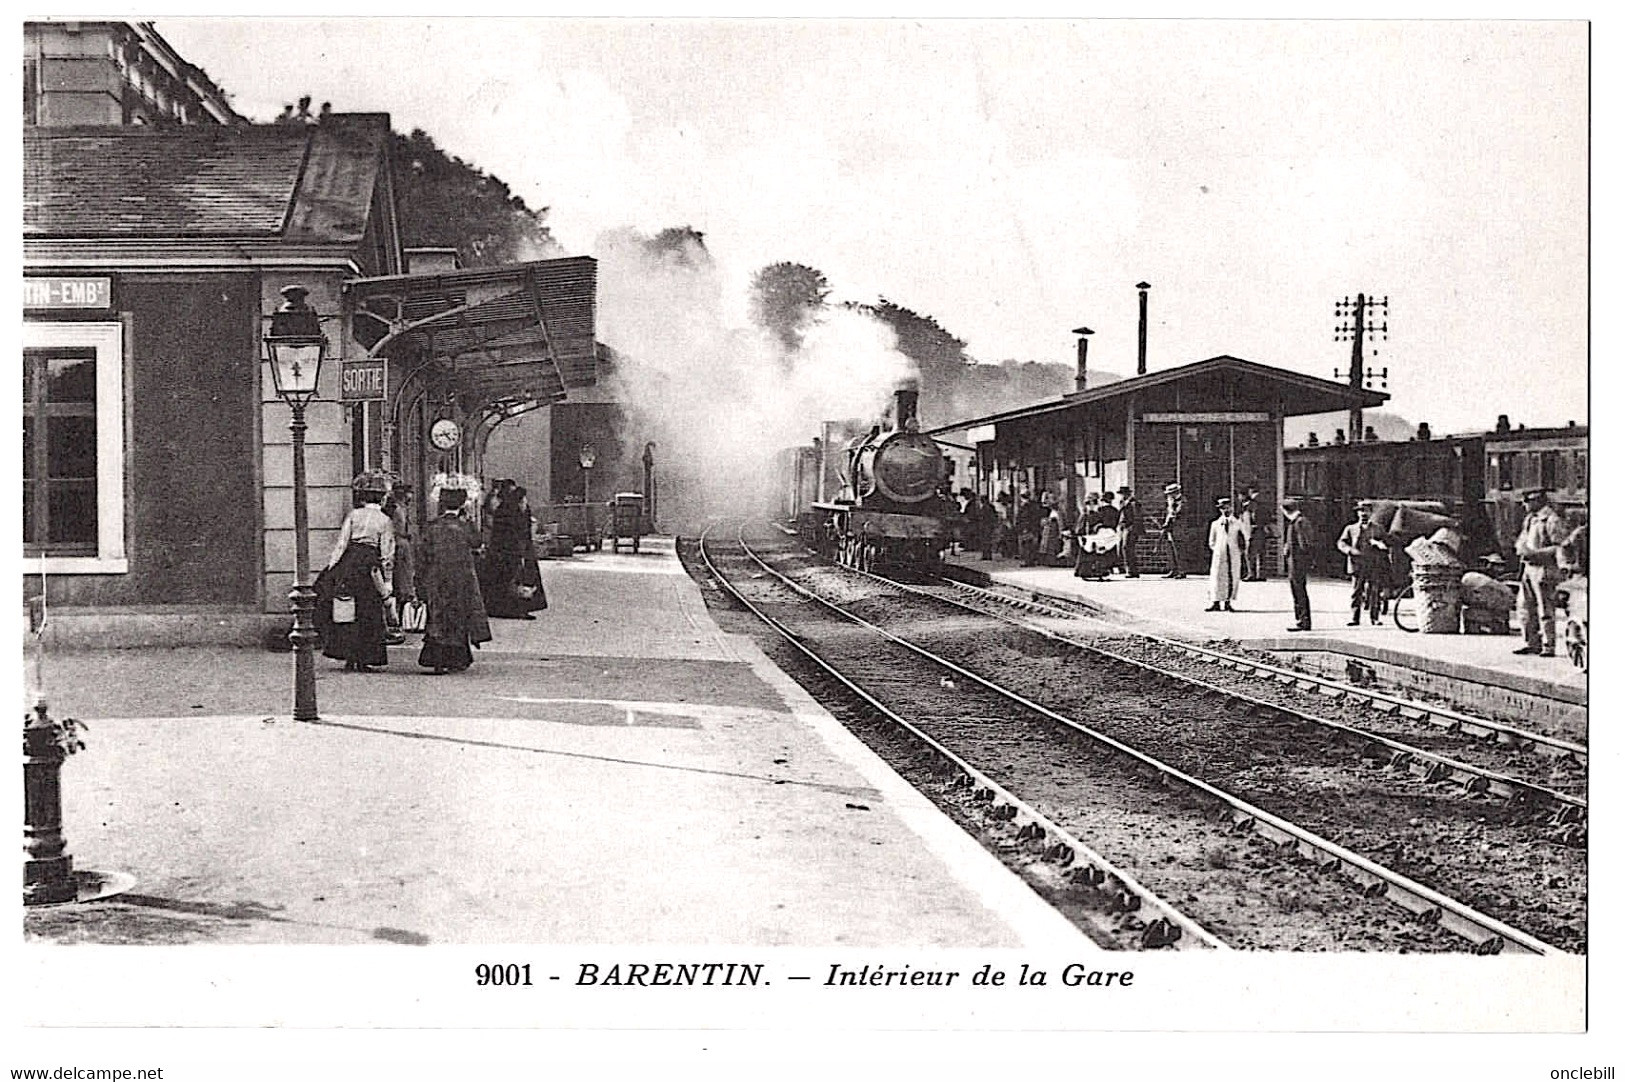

{"left": 1390, "top": 584, "right": 1420, "bottom": 633}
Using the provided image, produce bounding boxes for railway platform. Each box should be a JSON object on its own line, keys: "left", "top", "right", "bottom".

{"left": 23, "top": 535, "right": 1089, "bottom": 951}
{"left": 941, "top": 550, "right": 1586, "bottom": 727}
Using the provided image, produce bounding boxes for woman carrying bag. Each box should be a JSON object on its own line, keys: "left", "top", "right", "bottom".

{"left": 316, "top": 471, "right": 395, "bottom": 672}
{"left": 512, "top": 486, "right": 549, "bottom": 615}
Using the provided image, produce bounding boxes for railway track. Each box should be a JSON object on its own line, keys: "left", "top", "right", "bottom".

{"left": 931, "top": 571, "right": 1587, "bottom": 772}
{"left": 695, "top": 525, "right": 1576, "bottom": 954}
{"left": 871, "top": 574, "right": 1589, "bottom": 825}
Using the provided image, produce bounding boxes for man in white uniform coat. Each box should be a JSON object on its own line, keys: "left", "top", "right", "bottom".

{"left": 1206, "top": 497, "right": 1246, "bottom": 612}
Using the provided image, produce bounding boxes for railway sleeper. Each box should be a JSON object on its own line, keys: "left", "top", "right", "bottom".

{"left": 1140, "top": 918, "right": 1183, "bottom": 950}
{"left": 1073, "top": 865, "right": 1107, "bottom": 889}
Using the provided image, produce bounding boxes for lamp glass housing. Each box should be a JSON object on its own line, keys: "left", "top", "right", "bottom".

{"left": 265, "top": 286, "right": 327, "bottom": 405}
{"left": 266, "top": 338, "right": 326, "bottom": 404}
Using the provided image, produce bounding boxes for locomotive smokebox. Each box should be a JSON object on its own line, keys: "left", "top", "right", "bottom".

{"left": 894, "top": 384, "right": 921, "bottom": 431}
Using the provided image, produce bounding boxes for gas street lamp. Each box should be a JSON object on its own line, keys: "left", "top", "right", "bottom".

{"left": 264, "top": 285, "right": 328, "bottom": 722}
{"left": 579, "top": 443, "right": 598, "bottom": 540}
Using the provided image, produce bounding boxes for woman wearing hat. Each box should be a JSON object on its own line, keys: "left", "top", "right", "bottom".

{"left": 417, "top": 487, "right": 493, "bottom": 674}
{"left": 315, "top": 471, "right": 396, "bottom": 672}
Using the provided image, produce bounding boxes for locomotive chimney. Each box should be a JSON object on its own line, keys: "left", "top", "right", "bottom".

{"left": 1136, "top": 282, "right": 1151, "bottom": 375}
{"left": 1072, "top": 327, "right": 1094, "bottom": 392}
{"left": 894, "top": 384, "right": 920, "bottom": 430}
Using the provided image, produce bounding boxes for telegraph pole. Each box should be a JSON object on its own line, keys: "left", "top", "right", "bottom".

{"left": 1334, "top": 293, "right": 1389, "bottom": 442}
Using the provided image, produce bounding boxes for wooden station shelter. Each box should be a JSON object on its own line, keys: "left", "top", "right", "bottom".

{"left": 928, "top": 355, "right": 1387, "bottom": 569}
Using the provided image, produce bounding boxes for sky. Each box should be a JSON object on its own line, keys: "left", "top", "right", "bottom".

{"left": 160, "top": 18, "right": 1590, "bottom": 435}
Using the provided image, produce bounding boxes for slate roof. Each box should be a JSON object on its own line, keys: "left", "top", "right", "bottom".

{"left": 23, "top": 115, "right": 390, "bottom": 242}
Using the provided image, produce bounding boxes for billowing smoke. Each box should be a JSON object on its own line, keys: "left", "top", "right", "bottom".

{"left": 594, "top": 229, "right": 915, "bottom": 533}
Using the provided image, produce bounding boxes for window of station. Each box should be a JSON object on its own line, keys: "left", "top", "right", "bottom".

{"left": 22, "top": 322, "right": 126, "bottom": 572}
{"left": 1574, "top": 450, "right": 1587, "bottom": 493}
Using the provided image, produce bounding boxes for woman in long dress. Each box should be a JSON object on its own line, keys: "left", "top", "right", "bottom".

{"left": 1206, "top": 498, "right": 1246, "bottom": 612}
{"left": 417, "top": 488, "right": 492, "bottom": 674}
{"left": 483, "top": 480, "right": 534, "bottom": 619}
{"left": 511, "top": 486, "right": 549, "bottom": 615}
{"left": 315, "top": 473, "right": 395, "bottom": 671}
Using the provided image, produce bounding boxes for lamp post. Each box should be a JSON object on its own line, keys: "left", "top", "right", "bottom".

{"left": 264, "top": 285, "right": 328, "bottom": 723}
{"left": 642, "top": 441, "right": 657, "bottom": 532}
{"left": 579, "top": 443, "right": 597, "bottom": 540}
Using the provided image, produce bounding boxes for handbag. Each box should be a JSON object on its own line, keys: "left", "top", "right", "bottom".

{"left": 401, "top": 599, "right": 427, "bottom": 632}
{"left": 332, "top": 595, "right": 357, "bottom": 624}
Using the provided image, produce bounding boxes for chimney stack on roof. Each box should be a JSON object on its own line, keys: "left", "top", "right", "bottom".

{"left": 1072, "top": 326, "right": 1093, "bottom": 393}
{"left": 1136, "top": 282, "right": 1151, "bottom": 376}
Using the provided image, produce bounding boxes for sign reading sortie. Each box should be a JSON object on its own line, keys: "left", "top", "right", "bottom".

{"left": 24, "top": 277, "right": 112, "bottom": 309}
{"left": 341, "top": 358, "right": 387, "bottom": 401}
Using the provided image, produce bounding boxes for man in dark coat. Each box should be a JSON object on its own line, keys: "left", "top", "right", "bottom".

{"left": 417, "top": 488, "right": 493, "bottom": 674}
{"left": 1016, "top": 493, "right": 1043, "bottom": 566}
{"left": 1282, "top": 497, "right": 1314, "bottom": 631}
{"left": 1117, "top": 486, "right": 1143, "bottom": 578}
{"left": 1159, "top": 482, "right": 1187, "bottom": 578}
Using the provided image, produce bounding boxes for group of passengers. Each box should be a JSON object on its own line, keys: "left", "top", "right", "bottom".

{"left": 314, "top": 473, "right": 547, "bottom": 675}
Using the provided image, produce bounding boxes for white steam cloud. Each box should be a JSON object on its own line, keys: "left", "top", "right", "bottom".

{"left": 594, "top": 229, "right": 916, "bottom": 532}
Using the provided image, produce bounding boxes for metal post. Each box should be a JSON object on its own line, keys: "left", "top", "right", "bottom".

{"left": 288, "top": 402, "right": 319, "bottom": 722}
{"left": 23, "top": 707, "right": 75, "bottom": 905}
{"left": 1349, "top": 292, "right": 1366, "bottom": 444}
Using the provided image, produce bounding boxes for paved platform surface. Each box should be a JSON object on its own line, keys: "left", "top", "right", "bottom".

{"left": 943, "top": 550, "right": 1587, "bottom": 705}
{"left": 24, "top": 537, "right": 1089, "bottom": 950}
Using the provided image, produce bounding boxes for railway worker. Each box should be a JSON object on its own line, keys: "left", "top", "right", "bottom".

{"left": 1239, "top": 485, "right": 1268, "bottom": 581}
{"left": 1281, "top": 497, "right": 1314, "bottom": 632}
{"left": 1336, "top": 500, "right": 1391, "bottom": 626}
{"left": 1513, "top": 488, "right": 1567, "bottom": 657}
{"left": 1117, "top": 486, "right": 1143, "bottom": 578}
{"left": 1205, "top": 498, "right": 1246, "bottom": 612}
{"left": 1159, "top": 483, "right": 1187, "bottom": 578}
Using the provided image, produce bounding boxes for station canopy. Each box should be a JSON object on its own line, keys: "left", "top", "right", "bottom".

{"left": 344, "top": 256, "right": 598, "bottom": 407}
{"left": 926, "top": 355, "right": 1389, "bottom": 437}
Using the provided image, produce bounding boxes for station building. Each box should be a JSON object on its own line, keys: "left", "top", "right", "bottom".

{"left": 929, "top": 354, "right": 1386, "bottom": 570}
{"left": 24, "top": 105, "right": 602, "bottom": 640}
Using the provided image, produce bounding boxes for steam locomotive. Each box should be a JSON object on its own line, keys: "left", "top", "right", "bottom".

{"left": 782, "top": 385, "right": 959, "bottom": 570}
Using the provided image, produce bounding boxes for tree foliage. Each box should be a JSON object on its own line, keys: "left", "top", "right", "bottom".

{"left": 751, "top": 262, "right": 832, "bottom": 351}
{"left": 390, "top": 128, "right": 557, "bottom": 267}
{"left": 643, "top": 226, "right": 711, "bottom": 267}
{"left": 855, "top": 298, "right": 970, "bottom": 375}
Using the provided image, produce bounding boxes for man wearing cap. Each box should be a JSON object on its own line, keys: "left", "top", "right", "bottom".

{"left": 1513, "top": 488, "right": 1567, "bottom": 657}
{"left": 1281, "top": 497, "right": 1314, "bottom": 631}
{"left": 1159, "top": 483, "right": 1187, "bottom": 578}
{"left": 1337, "top": 501, "right": 1391, "bottom": 626}
{"left": 1116, "top": 486, "right": 1143, "bottom": 577}
{"left": 1206, "top": 498, "right": 1245, "bottom": 612}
